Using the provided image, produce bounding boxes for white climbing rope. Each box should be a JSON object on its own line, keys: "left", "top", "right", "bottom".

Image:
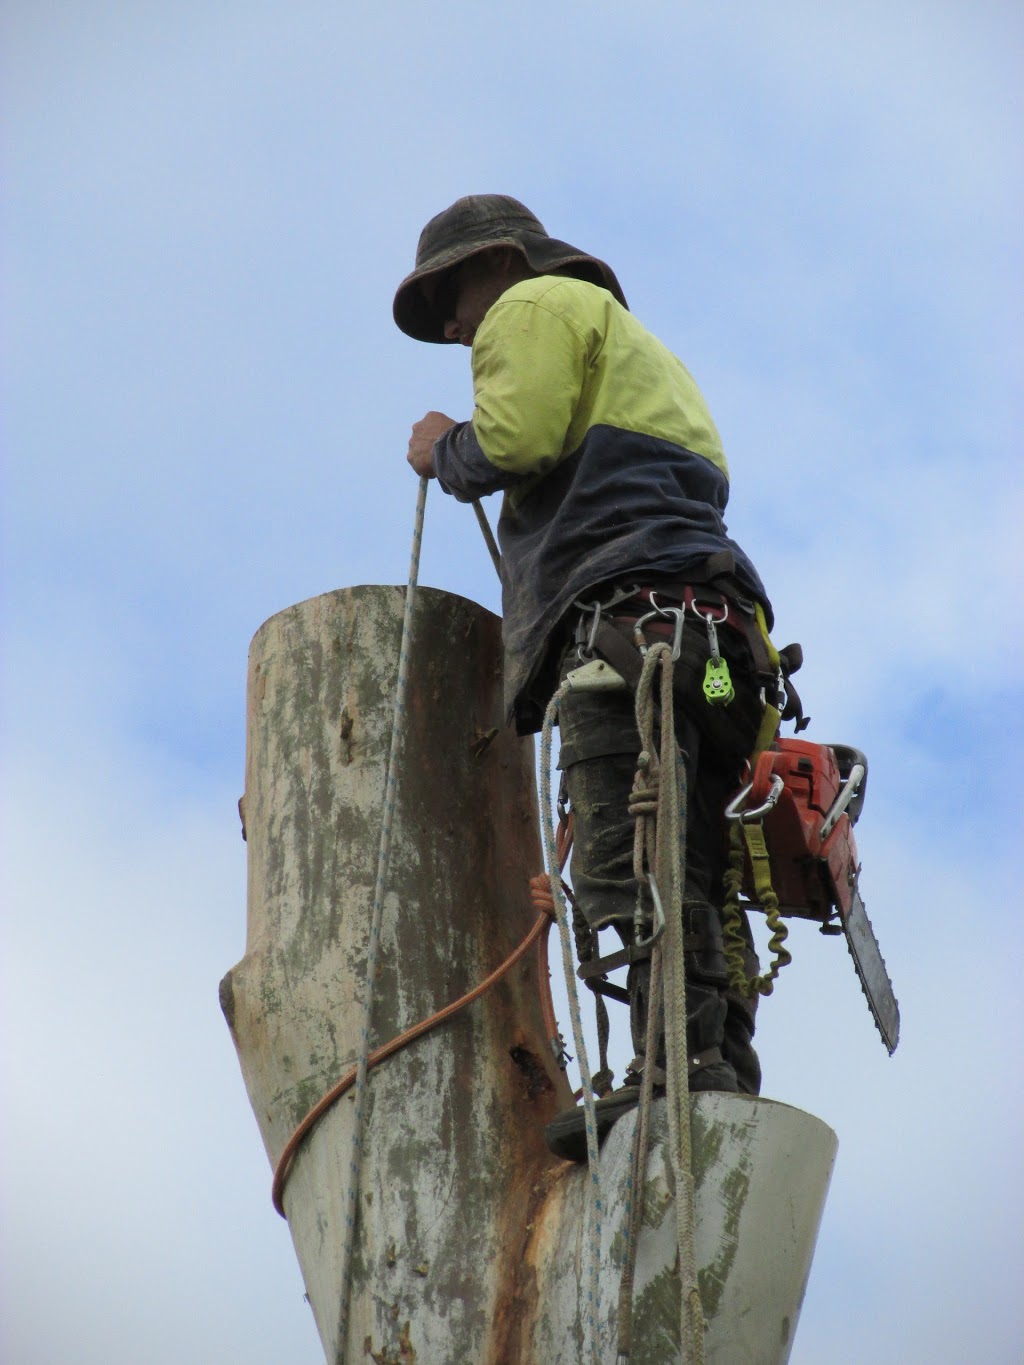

{"left": 539, "top": 684, "right": 605, "bottom": 1365}
{"left": 336, "top": 474, "right": 428, "bottom": 1351}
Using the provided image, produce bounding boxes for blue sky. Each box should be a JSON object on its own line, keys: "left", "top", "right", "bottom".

{"left": 3, "top": 3, "right": 1022, "bottom": 1362}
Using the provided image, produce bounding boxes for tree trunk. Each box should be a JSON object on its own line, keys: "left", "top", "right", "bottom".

{"left": 221, "top": 585, "right": 836, "bottom": 1364}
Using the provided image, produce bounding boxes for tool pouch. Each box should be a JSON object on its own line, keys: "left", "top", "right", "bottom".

{"left": 681, "top": 898, "right": 730, "bottom": 985}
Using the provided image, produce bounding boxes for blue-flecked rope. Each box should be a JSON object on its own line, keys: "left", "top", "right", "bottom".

{"left": 540, "top": 684, "right": 604, "bottom": 1365}
{"left": 336, "top": 474, "right": 428, "bottom": 1352}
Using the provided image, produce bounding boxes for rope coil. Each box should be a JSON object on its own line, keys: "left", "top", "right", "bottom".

{"left": 721, "top": 820, "right": 792, "bottom": 997}
{"left": 619, "top": 644, "right": 705, "bottom": 1363}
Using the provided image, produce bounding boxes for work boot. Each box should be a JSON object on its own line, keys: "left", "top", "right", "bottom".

{"left": 544, "top": 1064, "right": 664, "bottom": 1163}
{"left": 543, "top": 902, "right": 761, "bottom": 1162}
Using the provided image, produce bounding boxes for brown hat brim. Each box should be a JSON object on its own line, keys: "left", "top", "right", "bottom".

{"left": 393, "top": 230, "right": 628, "bottom": 343}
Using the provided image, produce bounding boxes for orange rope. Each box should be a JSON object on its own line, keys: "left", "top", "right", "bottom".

{"left": 533, "top": 813, "right": 574, "bottom": 1052}
{"left": 271, "top": 817, "right": 575, "bottom": 1219}
{"left": 272, "top": 898, "right": 552, "bottom": 1215}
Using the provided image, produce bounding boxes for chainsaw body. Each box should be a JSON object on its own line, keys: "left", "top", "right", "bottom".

{"left": 727, "top": 736, "right": 900, "bottom": 1052}
{"left": 735, "top": 738, "right": 866, "bottom": 928}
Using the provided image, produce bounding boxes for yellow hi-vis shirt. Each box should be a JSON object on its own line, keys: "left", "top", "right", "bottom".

{"left": 433, "top": 276, "right": 770, "bottom": 731}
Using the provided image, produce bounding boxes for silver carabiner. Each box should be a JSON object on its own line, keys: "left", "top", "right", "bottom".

{"left": 690, "top": 597, "right": 728, "bottom": 661}
{"left": 631, "top": 607, "right": 660, "bottom": 656}
{"left": 572, "top": 600, "right": 602, "bottom": 659}
{"left": 819, "top": 762, "right": 866, "bottom": 840}
{"left": 573, "top": 583, "right": 646, "bottom": 659}
{"left": 724, "top": 773, "right": 785, "bottom": 823}
{"left": 635, "top": 874, "right": 667, "bottom": 950}
{"left": 585, "top": 601, "right": 602, "bottom": 656}
{"left": 647, "top": 591, "right": 686, "bottom": 661}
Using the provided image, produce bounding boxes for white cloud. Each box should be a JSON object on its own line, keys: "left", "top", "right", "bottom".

{"left": 1, "top": 725, "right": 323, "bottom": 1363}
{"left": 4, "top": 1, "right": 1021, "bottom": 1360}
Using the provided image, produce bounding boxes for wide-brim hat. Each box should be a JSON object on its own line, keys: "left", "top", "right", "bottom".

{"left": 393, "top": 194, "right": 628, "bottom": 343}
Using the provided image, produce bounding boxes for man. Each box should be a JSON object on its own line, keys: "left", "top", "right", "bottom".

{"left": 396, "top": 195, "right": 776, "bottom": 1158}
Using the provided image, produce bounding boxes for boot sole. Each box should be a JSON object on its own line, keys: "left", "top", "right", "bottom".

{"left": 544, "top": 1089, "right": 647, "bottom": 1163}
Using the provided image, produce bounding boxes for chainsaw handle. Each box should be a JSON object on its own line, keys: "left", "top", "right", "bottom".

{"left": 820, "top": 761, "right": 867, "bottom": 840}
{"left": 830, "top": 744, "right": 869, "bottom": 826}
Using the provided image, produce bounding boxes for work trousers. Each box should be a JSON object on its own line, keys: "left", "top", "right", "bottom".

{"left": 556, "top": 614, "right": 765, "bottom": 1094}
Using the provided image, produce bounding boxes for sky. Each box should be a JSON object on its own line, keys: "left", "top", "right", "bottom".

{"left": 3, "top": 1, "right": 1022, "bottom": 1362}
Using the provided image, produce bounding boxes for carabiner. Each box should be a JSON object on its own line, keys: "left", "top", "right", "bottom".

{"left": 631, "top": 608, "right": 660, "bottom": 656}
{"left": 585, "top": 601, "right": 601, "bottom": 657}
{"left": 632, "top": 601, "right": 685, "bottom": 661}
{"left": 573, "top": 600, "right": 602, "bottom": 659}
{"left": 647, "top": 591, "right": 686, "bottom": 661}
{"left": 724, "top": 773, "right": 785, "bottom": 823}
{"left": 634, "top": 874, "right": 667, "bottom": 951}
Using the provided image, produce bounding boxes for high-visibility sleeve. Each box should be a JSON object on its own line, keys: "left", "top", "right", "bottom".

{"left": 469, "top": 294, "right": 590, "bottom": 475}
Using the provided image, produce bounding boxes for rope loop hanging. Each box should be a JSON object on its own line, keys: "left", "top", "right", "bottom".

{"left": 624, "top": 643, "right": 706, "bottom": 1364}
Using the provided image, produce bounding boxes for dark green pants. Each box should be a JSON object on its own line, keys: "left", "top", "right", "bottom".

{"left": 557, "top": 616, "right": 764, "bottom": 1094}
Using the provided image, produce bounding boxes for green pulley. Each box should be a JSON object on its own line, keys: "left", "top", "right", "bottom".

{"left": 703, "top": 655, "right": 735, "bottom": 705}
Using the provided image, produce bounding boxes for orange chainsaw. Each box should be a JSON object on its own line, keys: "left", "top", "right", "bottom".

{"left": 725, "top": 737, "right": 900, "bottom": 1053}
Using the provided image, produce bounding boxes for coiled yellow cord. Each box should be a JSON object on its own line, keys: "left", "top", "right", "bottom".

{"left": 721, "top": 820, "right": 792, "bottom": 997}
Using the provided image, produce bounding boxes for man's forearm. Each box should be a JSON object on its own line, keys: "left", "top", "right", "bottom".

{"left": 434, "top": 421, "right": 527, "bottom": 503}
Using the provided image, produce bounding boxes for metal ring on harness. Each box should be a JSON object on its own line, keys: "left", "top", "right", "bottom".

{"left": 688, "top": 596, "right": 729, "bottom": 626}
{"left": 572, "top": 584, "right": 643, "bottom": 660}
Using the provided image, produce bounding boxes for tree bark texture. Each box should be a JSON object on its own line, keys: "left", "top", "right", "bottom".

{"left": 221, "top": 586, "right": 836, "bottom": 1364}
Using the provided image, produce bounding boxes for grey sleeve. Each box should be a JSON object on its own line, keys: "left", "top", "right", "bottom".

{"left": 434, "top": 421, "right": 530, "bottom": 503}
